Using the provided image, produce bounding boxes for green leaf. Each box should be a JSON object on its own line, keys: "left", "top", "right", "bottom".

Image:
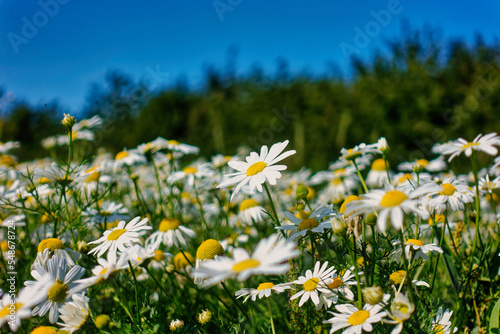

{"left": 489, "top": 297, "right": 500, "bottom": 333}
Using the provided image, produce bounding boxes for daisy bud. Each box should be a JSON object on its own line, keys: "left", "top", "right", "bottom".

{"left": 390, "top": 294, "right": 414, "bottom": 321}
{"left": 365, "top": 213, "right": 377, "bottom": 226}
{"left": 169, "top": 319, "right": 184, "bottom": 331}
{"left": 296, "top": 184, "right": 309, "bottom": 200}
{"left": 197, "top": 309, "right": 213, "bottom": 325}
{"left": 412, "top": 163, "right": 425, "bottom": 173}
{"left": 130, "top": 173, "right": 139, "bottom": 181}
{"left": 77, "top": 240, "right": 90, "bottom": 253}
{"left": 295, "top": 202, "right": 306, "bottom": 211}
{"left": 165, "top": 264, "right": 176, "bottom": 273}
{"left": 362, "top": 286, "right": 384, "bottom": 305}
{"left": 61, "top": 113, "right": 76, "bottom": 128}
{"left": 331, "top": 217, "right": 347, "bottom": 237}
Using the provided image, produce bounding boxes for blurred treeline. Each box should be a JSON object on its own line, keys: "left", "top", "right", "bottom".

{"left": 1, "top": 28, "right": 500, "bottom": 171}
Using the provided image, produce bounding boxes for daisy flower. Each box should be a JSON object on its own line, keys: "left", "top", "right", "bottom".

{"left": 76, "top": 251, "right": 130, "bottom": 290}
{"left": 82, "top": 201, "right": 129, "bottom": 226}
{"left": 113, "top": 149, "right": 147, "bottom": 168}
{"left": 398, "top": 157, "right": 447, "bottom": 173}
{"left": 165, "top": 139, "right": 200, "bottom": 155}
{"left": 432, "top": 132, "right": 500, "bottom": 162}
{"left": 345, "top": 186, "right": 428, "bottom": 233}
{"left": 193, "top": 233, "right": 299, "bottom": 288}
{"left": 431, "top": 307, "right": 457, "bottom": 334}
{"left": 0, "top": 277, "right": 52, "bottom": 332}
{"left": 277, "top": 205, "right": 336, "bottom": 240}
{"left": 72, "top": 115, "right": 102, "bottom": 131}
{"left": 217, "top": 140, "right": 296, "bottom": 201}
{"left": 366, "top": 159, "right": 392, "bottom": 188}
{"left": 238, "top": 198, "right": 266, "bottom": 223}
{"left": 33, "top": 162, "right": 85, "bottom": 187}
{"left": 235, "top": 282, "right": 290, "bottom": 303}
{"left": 290, "top": 261, "right": 336, "bottom": 307}
{"left": 384, "top": 294, "right": 414, "bottom": 334}
{"left": 168, "top": 163, "right": 214, "bottom": 187}
{"left": 323, "top": 303, "right": 387, "bottom": 334}
{"left": 414, "top": 178, "right": 474, "bottom": 213}
{"left": 88, "top": 216, "right": 151, "bottom": 263}
{"left": 26, "top": 255, "right": 86, "bottom": 323}
{"left": 393, "top": 239, "right": 443, "bottom": 261}
{"left": 145, "top": 218, "right": 196, "bottom": 249}
{"left": 0, "top": 141, "right": 20, "bottom": 154}
{"left": 57, "top": 293, "right": 89, "bottom": 333}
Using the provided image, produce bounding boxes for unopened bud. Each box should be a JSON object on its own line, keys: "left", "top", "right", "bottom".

{"left": 61, "top": 113, "right": 76, "bottom": 128}
{"left": 365, "top": 213, "right": 377, "bottom": 226}
{"left": 296, "top": 184, "right": 309, "bottom": 201}
{"left": 197, "top": 309, "right": 213, "bottom": 325}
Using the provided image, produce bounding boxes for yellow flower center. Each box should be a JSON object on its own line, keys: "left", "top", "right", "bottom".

{"left": 38, "top": 177, "right": 51, "bottom": 184}
{"left": 0, "top": 241, "right": 8, "bottom": 252}
{"left": 196, "top": 239, "right": 224, "bottom": 260}
{"left": 295, "top": 211, "right": 311, "bottom": 220}
{"left": 340, "top": 195, "right": 361, "bottom": 214}
{"left": 462, "top": 142, "right": 479, "bottom": 149}
{"left": 107, "top": 229, "right": 127, "bottom": 241}
{"left": 428, "top": 214, "right": 446, "bottom": 226}
{"left": 99, "top": 210, "right": 112, "bottom": 217}
{"left": 246, "top": 161, "right": 267, "bottom": 176}
{"left": 0, "top": 155, "right": 16, "bottom": 167}
{"left": 433, "top": 324, "right": 444, "bottom": 334}
{"left": 38, "top": 238, "right": 65, "bottom": 252}
{"left": 85, "top": 171, "right": 101, "bottom": 182}
{"left": 303, "top": 278, "right": 319, "bottom": 291}
{"left": 327, "top": 277, "right": 344, "bottom": 289}
{"left": 406, "top": 239, "right": 424, "bottom": 247}
{"left": 115, "top": 151, "right": 129, "bottom": 160}
{"left": 232, "top": 259, "right": 260, "bottom": 272}
{"left": 344, "top": 148, "right": 362, "bottom": 161}
{"left": 298, "top": 218, "right": 320, "bottom": 231}
{"left": 397, "top": 173, "right": 413, "bottom": 184}
{"left": 416, "top": 159, "right": 429, "bottom": 167}
{"left": 439, "top": 183, "right": 456, "bottom": 196}
{"left": 174, "top": 252, "right": 194, "bottom": 269}
{"left": 380, "top": 190, "right": 408, "bottom": 207}
{"left": 47, "top": 280, "right": 68, "bottom": 302}
{"left": 257, "top": 282, "right": 274, "bottom": 291}
{"left": 389, "top": 270, "right": 406, "bottom": 285}
{"left": 99, "top": 268, "right": 108, "bottom": 276}
{"left": 347, "top": 310, "right": 370, "bottom": 326}
{"left": 239, "top": 199, "right": 259, "bottom": 211}
{"left": 154, "top": 249, "right": 166, "bottom": 262}
{"left": 55, "top": 175, "right": 73, "bottom": 186}
{"left": 159, "top": 218, "right": 181, "bottom": 231}
{"left": 0, "top": 302, "right": 23, "bottom": 317}
{"left": 30, "top": 327, "right": 58, "bottom": 334}
{"left": 371, "top": 158, "right": 388, "bottom": 171}
{"left": 168, "top": 140, "right": 180, "bottom": 146}
{"left": 183, "top": 167, "right": 197, "bottom": 174}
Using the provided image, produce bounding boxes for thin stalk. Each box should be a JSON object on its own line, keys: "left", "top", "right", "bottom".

{"left": 430, "top": 212, "right": 447, "bottom": 291}
{"left": 343, "top": 234, "right": 363, "bottom": 309}
{"left": 128, "top": 261, "right": 141, "bottom": 323}
{"left": 263, "top": 183, "right": 280, "bottom": 225}
{"left": 383, "top": 154, "right": 391, "bottom": 184}
{"left": 468, "top": 153, "right": 482, "bottom": 274}
{"left": 398, "top": 230, "right": 415, "bottom": 304}
{"left": 221, "top": 281, "right": 251, "bottom": 321}
{"left": 353, "top": 160, "right": 368, "bottom": 193}
{"left": 267, "top": 298, "right": 276, "bottom": 334}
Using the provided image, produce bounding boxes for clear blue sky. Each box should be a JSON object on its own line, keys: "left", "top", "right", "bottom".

{"left": 1, "top": 0, "right": 499, "bottom": 113}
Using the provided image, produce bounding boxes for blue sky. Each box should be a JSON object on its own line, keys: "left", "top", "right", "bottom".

{"left": 0, "top": 0, "right": 499, "bottom": 113}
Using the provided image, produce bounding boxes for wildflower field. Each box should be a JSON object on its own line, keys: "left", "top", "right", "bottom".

{"left": 2, "top": 113, "right": 500, "bottom": 334}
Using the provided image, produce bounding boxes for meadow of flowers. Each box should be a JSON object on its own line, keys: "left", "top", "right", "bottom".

{"left": 1, "top": 114, "right": 500, "bottom": 333}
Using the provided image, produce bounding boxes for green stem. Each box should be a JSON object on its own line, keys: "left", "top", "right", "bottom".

{"left": 398, "top": 230, "right": 415, "bottom": 304}
{"left": 263, "top": 183, "right": 280, "bottom": 225}
{"left": 221, "top": 281, "right": 250, "bottom": 321}
{"left": 343, "top": 234, "right": 363, "bottom": 309}
{"left": 113, "top": 281, "right": 136, "bottom": 324}
{"left": 430, "top": 212, "right": 447, "bottom": 291}
{"left": 383, "top": 154, "right": 391, "bottom": 184}
{"left": 128, "top": 261, "right": 141, "bottom": 323}
{"left": 468, "top": 153, "right": 482, "bottom": 274}
{"left": 353, "top": 161, "right": 368, "bottom": 193}
{"left": 267, "top": 298, "right": 276, "bottom": 334}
